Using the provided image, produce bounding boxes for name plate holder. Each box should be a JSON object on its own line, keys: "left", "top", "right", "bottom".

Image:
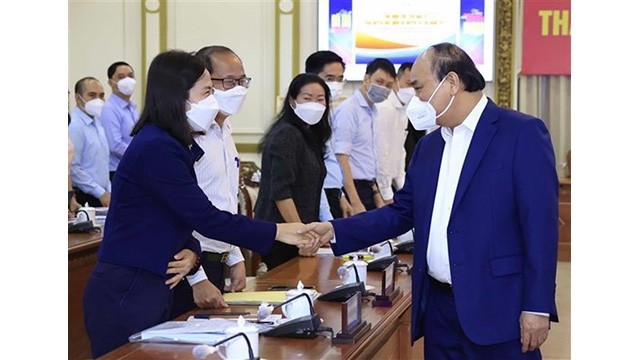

{"left": 372, "top": 262, "right": 400, "bottom": 307}
{"left": 332, "top": 292, "right": 371, "bottom": 344}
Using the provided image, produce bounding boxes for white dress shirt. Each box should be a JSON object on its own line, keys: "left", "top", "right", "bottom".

{"left": 427, "top": 95, "right": 487, "bottom": 284}
{"left": 374, "top": 92, "right": 408, "bottom": 200}
{"left": 191, "top": 120, "right": 244, "bottom": 266}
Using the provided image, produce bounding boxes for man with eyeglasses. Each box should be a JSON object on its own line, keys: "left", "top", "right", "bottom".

{"left": 170, "top": 45, "right": 252, "bottom": 318}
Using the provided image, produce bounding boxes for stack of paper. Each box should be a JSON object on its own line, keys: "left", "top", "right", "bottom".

{"left": 130, "top": 319, "right": 234, "bottom": 345}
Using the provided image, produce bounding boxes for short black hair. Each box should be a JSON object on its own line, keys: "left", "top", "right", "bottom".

{"left": 194, "top": 45, "right": 239, "bottom": 74}
{"left": 305, "top": 50, "right": 345, "bottom": 74}
{"left": 74, "top": 76, "right": 99, "bottom": 94}
{"left": 365, "top": 58, "right": 396, "bottom": 78}
{"left": 397, "top": 62, "right": 413, "bottom": 77}
{"left": 131, "top": 50, "right": 206, "bottom": 147}
{"left": 107, "top": 61, "right": 132, "bottom": 79}
{"left": 429, "top": 42, "right": 485, "bottom": 92}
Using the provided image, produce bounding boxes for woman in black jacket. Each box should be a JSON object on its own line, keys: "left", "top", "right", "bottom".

{"left": 255, "top": 73, "right": 332, "bottom": 269}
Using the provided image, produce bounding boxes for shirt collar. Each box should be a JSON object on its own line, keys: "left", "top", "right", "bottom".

{"left": 441, "top": 94, "right": 487, "bottom": 141}
{"left": 108, "top": 93, "right": 136, "bottom": 110}
{"left": 391, "top": 91, "right": 404, "bottom": 109}
{"left": 73, "top": 106, "right": 95, "bottom": 125}
{"left": 355, "top": 90, "right": 373, "bottom": 109}
{"left": 211, "top": 118, "right": 232, "bottom": 133}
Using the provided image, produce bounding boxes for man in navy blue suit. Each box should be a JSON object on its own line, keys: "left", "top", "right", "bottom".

{"left": 301, "top": 42, "right": 559, "bottom": 359}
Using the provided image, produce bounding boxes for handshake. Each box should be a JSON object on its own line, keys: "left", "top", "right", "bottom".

{"left": 275, "top": 222, "right": 336, "bottom": 253}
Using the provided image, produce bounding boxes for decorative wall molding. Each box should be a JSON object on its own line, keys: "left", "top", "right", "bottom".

{"left": 275, "top": 0, "right": 301, "bottom": 106}
{"left": 141, "top": 0, "right": 167, "bottom": 95}
{"left": 495, "top": 0, "right": 515, "bottom": 108}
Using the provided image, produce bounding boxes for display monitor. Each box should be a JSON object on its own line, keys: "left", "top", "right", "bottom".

{"left": 318, "top": 0, "right": 495, "bottom": 81}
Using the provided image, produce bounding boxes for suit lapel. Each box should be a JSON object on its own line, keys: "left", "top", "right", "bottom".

{"left": 451, "top": 100, "right": 499, "bottom": 214}
{"left": 422, "top": 133, "right": 445, "bottom": 222}
{"left": 412, "top": 131, "right": 444, "bottom": 260}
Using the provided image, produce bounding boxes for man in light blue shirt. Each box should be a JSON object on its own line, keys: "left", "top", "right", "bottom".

{"left": 101, "top": 61, "right": 139, "bottom": 179}
{"left": 69, "top": 77, "right": 111, "bottom": 207}
{"left": 332, "top": 58, "right": 396, "bottom": 214}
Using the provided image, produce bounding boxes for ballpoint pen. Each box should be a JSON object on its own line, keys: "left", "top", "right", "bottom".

{"left": 193, "top": 311, "right": 251, "bottom": 319}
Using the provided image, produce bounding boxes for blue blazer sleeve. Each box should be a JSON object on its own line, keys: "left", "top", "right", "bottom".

{"left": 137, "top": 138, "right": 277, "bottom": 255}
{"left": 330, "top": 151, "right": 417, "bottom": 255}
{"left": 514, "top": 118, "right": 559, "bottom": 317}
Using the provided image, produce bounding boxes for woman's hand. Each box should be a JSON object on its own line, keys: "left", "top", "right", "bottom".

{"left": 166, "top": 249, "right": 198, "bottom": 289}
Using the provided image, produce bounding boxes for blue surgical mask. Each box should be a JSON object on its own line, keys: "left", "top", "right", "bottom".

{"left": 367, "top": 83, "right": 391, "bottom": 103}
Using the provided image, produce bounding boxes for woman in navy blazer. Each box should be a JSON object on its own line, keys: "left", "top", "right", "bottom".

{"left": 83, "top": 50, "right": 312, "bottom": 358}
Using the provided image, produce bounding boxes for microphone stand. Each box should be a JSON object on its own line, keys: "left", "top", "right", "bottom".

{"left": 271, "top": 292, "right": 314, "bottom": 315}
{"left": 200, "top": 332, "right": 258, "bottom": 360}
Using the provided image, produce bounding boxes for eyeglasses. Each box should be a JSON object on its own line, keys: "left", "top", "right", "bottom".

{"left": 211, "top": 77, "right": 252, "bottom": 90}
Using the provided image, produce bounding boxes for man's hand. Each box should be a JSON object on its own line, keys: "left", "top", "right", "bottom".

{"left": 193, "top": 280, "right": 228, "bottom": 308}
{"left": 70, "top": 196, "right": 81, "bottom": 213}
{"left": 99, "top": 192, "right": 111, "bottom": 207}
{"left": 225, "top": 262, "right": 247, "bottom": 292}
{"left": 297, "top": 222, "right": 335, "bottom": 246}
{"left": 520, "top": 312, "right": 550, "bottom": 352}
{"left": 275, "top": 223, "right": 319, "bottom": 248}
{"left": 298, "top": 239, "right": 321, "bottom": 257}
{"left": 383, "top": 198, "right": 394, "bottom": 205}
{"left": 351, "top": 202, "right": 366, "bottom": 215}
{"left": 339, "top": 196, "right": 353, "bottom": 217}
{"left": 166, "top": 249, "right": 198, "bottom": 289}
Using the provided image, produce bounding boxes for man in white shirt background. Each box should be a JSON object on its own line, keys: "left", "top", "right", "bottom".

{"left": 374, "top": 62, "right": 415, "bottom": 205}
{"left": 170, "top": 45, "right": 252, "bottom": 317}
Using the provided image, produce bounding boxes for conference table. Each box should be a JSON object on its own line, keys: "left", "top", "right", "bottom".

{"left": 99, "top": 252, "right": 423, "bottom": 360}
{"left": 69, "top": 230, "right": 104, "bottom": 360}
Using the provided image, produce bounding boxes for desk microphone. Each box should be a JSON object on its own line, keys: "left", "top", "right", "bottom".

{"left": 318, "top": 263, "right": 367, "bottom": 302}
{"left": 262, "top": 292, "right": 325, "bottom": 339}
{"left": 337, "top": 262, "right": 361, "bottom": 283}
{"left": 192, "top": 332, "right": 258, "bottom": 360}
{"left": 257, "top": 292, "right": 314, "bottom": 320}
{"left": 370, "top": 240, "right": 393, "bottom": 257}
{"left": 367, "top": 242, "right": 398, "bottom": 272}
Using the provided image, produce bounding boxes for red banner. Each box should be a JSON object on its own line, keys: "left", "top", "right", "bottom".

{"left": 521, "top": 0, "right": 571, "bottom": 75}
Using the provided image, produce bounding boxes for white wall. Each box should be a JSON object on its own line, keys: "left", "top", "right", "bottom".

{"left": 69, "top": 0, "right": 500, "bottom": 164}
{"left": 68, "top": 0, "right": 142, "bottom": 110}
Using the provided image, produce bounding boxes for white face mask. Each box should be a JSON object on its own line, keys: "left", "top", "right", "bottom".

{"left": 396, "top": 86, "right": 416, "bottom": 105}
{"left": 326, "top": 81, "right": 344, "bottom": 100}
{"left": 186, "top": 94, "right": 220, "bottom": 132}
{"left": 405, "top": 77, "right": 455, "bottom": 130}
{"left": 117, "top": 77, "right": 136, "bottom": 96}
{"left": 81, "top": 97, "right": 105, "bottom": 118}
{"left": 367, "top": 83, "right": 391, "bottom": 103}
{"left": 213, "top": 85, "right": 248, "bottom": 116}
{"left": 292, "top": 101, "right": 326, "bottom": 125}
